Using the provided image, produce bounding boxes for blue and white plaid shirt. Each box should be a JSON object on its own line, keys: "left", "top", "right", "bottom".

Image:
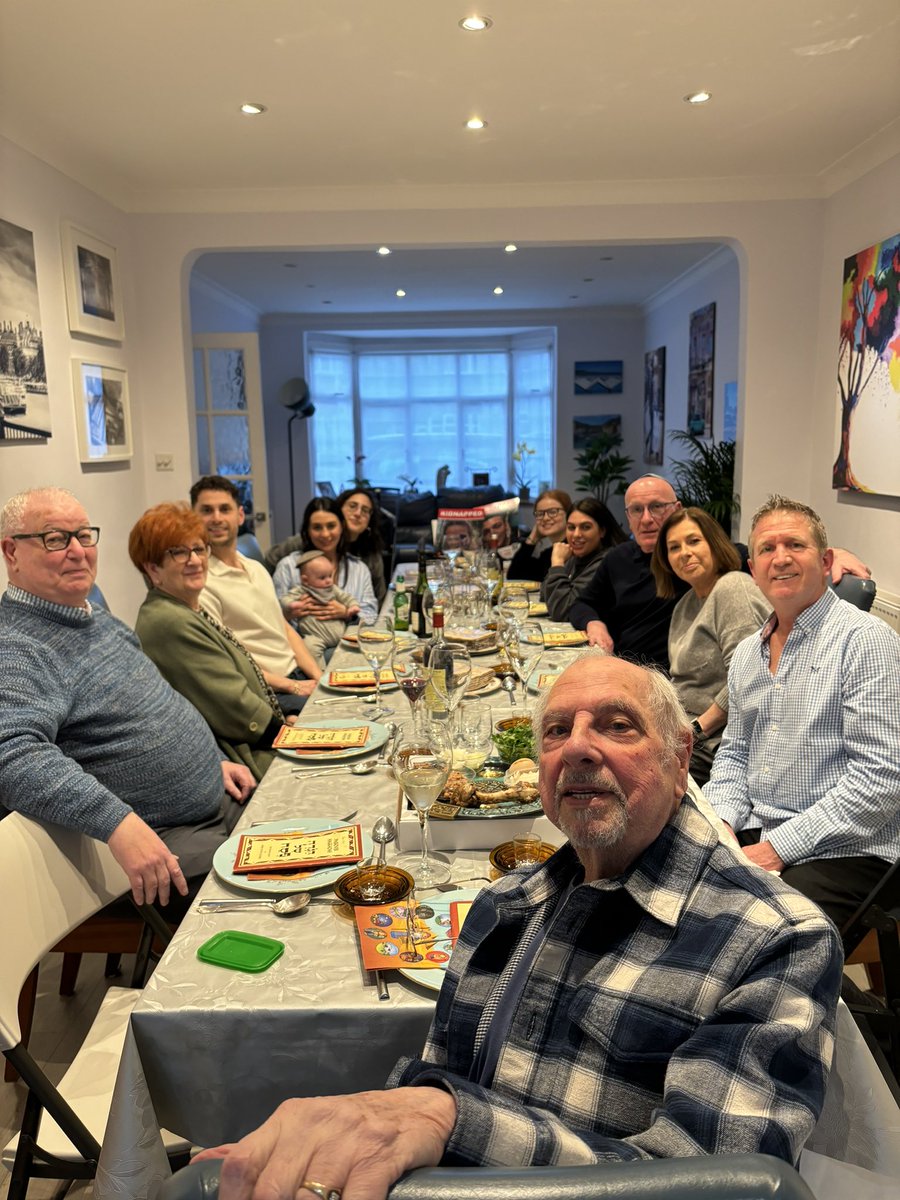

{"left": 704, "top": 588, "right": 900, "bottom": 866}
{"left": 390, "top": 798, "right": 841, "bottom": 1166}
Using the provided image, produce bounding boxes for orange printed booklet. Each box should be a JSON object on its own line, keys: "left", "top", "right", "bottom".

{"left": 328, "top": 669, "right": 396, "bottom": 688}
{"left": 355, "top": 899, "right": 471, "bottom": 971}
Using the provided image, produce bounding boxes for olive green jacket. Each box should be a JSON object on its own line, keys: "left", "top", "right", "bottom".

{"left": 135, "top": 588, "right": 275, "bottom": 781}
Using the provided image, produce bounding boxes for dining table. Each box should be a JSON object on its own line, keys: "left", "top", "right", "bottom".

{"left": 93, "top": 609, "right": 900, "bottom": 1200}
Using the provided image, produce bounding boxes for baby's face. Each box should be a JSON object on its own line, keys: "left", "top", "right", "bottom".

{"left": 301, "top": 558, "right": 334, "bottom": 589}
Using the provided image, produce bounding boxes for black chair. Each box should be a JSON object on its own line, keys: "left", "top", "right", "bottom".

{"left": 159, "top": 1154, "right": 817, "bottom": 1200}
{"left": 829, "top": 574, "right": 876, "bottom": 611}
{"left": 840, "top": 857, "right": 900, "bottom": 1088}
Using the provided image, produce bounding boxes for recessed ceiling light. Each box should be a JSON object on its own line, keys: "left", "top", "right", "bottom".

{"left": 684, "top": 90, "right": 711, "bottom": 105}
{"left": 466, "top": 117, "right": 487, "bottom": 130}
{"left": 376, "top": 246, "right": 392, "bottom": 256}
{"left": 283, "top": 263, "right": 298, "bottom": 269}
{"left": 459, "top": 16, "right": 493, "bottom": 32}
{"left": 493, "top": 286, "right": 504, "bottom": 295}
{"left": 240, "top": 102, "right": 266, "bottom": 115}
{"left": 504, "top": 243, "right": 518, "bottom": 253}
{"left": 322, "top": 300, "right": 332, "bottom": 305}
{"left": 396, "top": 289, "right": 406, "bottom": 298}
{"left": 582, "top": 277, "right": 593, "bottom": 282}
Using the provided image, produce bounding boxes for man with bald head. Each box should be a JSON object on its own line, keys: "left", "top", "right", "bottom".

{"left": 194, "top": 652, "right": 840, "bottom": 1199}
{"left": 571, "top": 474, "right": 869, "bottom": 670}
{"left": 0, "top": 486, "right": 256, "bottom": 907}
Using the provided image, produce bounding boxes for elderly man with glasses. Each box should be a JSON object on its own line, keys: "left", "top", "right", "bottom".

{"left": 570, "top": 475, "right": 869, "bottom": 670}
{"left": 0, "top": 486, "right": 256, "bottom": 910}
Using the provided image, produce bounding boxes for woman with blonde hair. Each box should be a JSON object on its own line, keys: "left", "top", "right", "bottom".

{"left": 651, "top": 506, "right": 768, "bottom": 785}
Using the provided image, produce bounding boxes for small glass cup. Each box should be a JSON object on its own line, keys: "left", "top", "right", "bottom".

{"left": 512, "top": 832, "right": 542, "bottom": 868}
{"left": 354, "top": 855, "right": 389, "bottom": 901}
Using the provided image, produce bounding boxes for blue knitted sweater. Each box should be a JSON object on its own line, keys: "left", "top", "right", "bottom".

{"left": 0, "top": 585, "right": 224, "bottom": 841}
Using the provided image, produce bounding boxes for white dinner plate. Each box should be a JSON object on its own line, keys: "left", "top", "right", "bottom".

{"left": 213, "top": 819, "right": 375, "bottom": 895}
{"left": 341, "top": 629, "right": 417, "bottom": 650}
{"left": 273, "top": 719, "right": 390, "bottom": 762}
{"left": 397, "top": 888, "right": 481, "bottom": 992}
{"left": 318, "top": 676, "right": 400, "bottom": 696}
{"left": 464, "top": 677, "right": 501, "bottom": 698}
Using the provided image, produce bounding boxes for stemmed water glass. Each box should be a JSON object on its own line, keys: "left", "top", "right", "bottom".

{"left": 497, "top": 583, "right": 530, "bottom": 626}
{"left": 356, "top": 614, "right": 395, "bottom": 718}
{"left": 392, "top": 720, "right": 453, "bottom": 887}
{"left": 508, "top": 621, "right": 545, "bottom": 709}
{"left": 454, "top": 701, "right": 494, "bottom": 775}
{"left": 425, "top": 640, "right": 472, "bottom": 718}
{"left": 395, "top": 653, "right": 429, "bottom": 733}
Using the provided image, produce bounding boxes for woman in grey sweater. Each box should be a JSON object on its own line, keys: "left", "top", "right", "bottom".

{"left": 651, "top": 507, "right": 768, "bottom": 785}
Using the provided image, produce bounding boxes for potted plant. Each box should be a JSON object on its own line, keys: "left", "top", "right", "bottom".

{"left": 574, "top": 429, "right": 634, "bottom": 504}
{"left": 669, "top": 431, "right": 738, "bottom": 533}
{"left": 512, "top": 441, "right": 536, "bottom": 501}
{"left": 346, "top": 453, "right": 370, "bottom": 488}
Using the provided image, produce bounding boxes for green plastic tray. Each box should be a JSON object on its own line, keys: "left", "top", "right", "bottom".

{"left": 197, "top": 929, "right": 285, "bottom": 973}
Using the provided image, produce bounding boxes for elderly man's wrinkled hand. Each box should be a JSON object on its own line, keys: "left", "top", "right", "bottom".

{"left": 742, "top": 840, "right": 785, "bottom": 874}
{"left": 829, "top": 547, "right": 870, "bottom": 583}
{"left": 193, "top": 1087, "right": 456, "bottom": 1200}
{"left": 222, "top": 761, "right": 256, "bottom": 802}
{"left": 585, "top": 620, "right": 614, "bottom": 653}
{"left": 107, "top": 812, "right": 187, "bottom": 906}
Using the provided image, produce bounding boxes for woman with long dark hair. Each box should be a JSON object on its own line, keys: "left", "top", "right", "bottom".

{"left": 542, "top": 497, "right": 626, "bottom": 623}
{"left": 273, "top": 497, "right": 377, "bottom": 625}
{"left": 336, "top": 488, "right": 387, "bottom": 604}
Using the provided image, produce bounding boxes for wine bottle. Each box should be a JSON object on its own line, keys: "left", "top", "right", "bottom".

{"left": 393, "top": 577, "right": 410, "bottom": 631}
{"left": 422, "top": 604, "right": 447, "bottom": 711}
{"left": 412, "top": 546, "right": 430, "bottom": 638}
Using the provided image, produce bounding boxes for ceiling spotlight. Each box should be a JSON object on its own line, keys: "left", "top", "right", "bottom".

{"left": 493, "top": 286, "right": 504, "bottom": 295}
{"left": 466, "top": 117, "right": 487, "bottom": 130}
{"left": 459, "top": 16, "right": 493, "bottom": 32}
{"left": 283, "top": 263, "right": 298, "bottom": 269}
{"left": 396, "top": 289, "right": 406, "bottom": 298}
{"left": 684, "top": 90, "right": 711, "bottom": 105}
{"left": 240, "top": 102, "right": 266, "bottom": 115}
{"left": 504, "top": 243, "right": 518, "bottom": 253}
{"left": 376, "top": 246, "right": 392, "bottom": 256}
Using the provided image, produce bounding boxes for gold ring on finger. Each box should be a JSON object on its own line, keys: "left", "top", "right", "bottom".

{"left": 300, "top": 1181, "right": 341, "bottom": 1200}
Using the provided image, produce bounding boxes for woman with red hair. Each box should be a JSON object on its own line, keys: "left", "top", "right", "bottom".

{"left": 129, "top": 503, "right": 289, "bottom": 781}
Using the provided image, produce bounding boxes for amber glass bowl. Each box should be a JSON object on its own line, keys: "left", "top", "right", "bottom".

{"left": 489, "top": 840, "right": 558, "bottom": 876}
{"left": 333, "top": 865, "right": 413, "bottom": 906}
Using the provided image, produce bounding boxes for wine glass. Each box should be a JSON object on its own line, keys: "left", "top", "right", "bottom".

{"left": 425, "top": 640, "right": 472, "bottom": 717}
{"left": 425, "top": 560, "right": 445, "bottom": 598}
{"left": 356, "top": 614, "right": 395, "bottom": 717}
{"left": 392, "top": 721, "right": 453, "bottom": 887}
{"left": 509, "top": 621, "right": 545, "bottom": 709}
{"left": 454, "top": 701, "right": 493, "bottom": 775}
{"left": 396, "top": 654, "right": 429, "bottom": 733}
{"left": 498, "top": 583, "right": 529, "bottom": 626}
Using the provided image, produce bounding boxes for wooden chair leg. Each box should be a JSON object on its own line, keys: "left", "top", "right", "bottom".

{"left": 5, "top": 965, "right": 38, "bottom": 1084}
{"left": 59, "top": 951, "right": 83, "bottom": 996}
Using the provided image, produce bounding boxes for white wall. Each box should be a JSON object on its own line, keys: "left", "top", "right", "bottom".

{"left": 6, "top": 129, "right": 898, "bottom": 596}
{"left": 808, "top": 154, "right": 900, "bottom": 595}
{"left": 0, "top": 136, "right": 148, "bottom": 619}
{"left": 642, "top": 247, "right": 740, "bottom": 478}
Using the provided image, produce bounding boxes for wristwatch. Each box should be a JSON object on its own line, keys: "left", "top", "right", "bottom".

{"left": 690, "top": 719, "right": 704, "bottom": 739}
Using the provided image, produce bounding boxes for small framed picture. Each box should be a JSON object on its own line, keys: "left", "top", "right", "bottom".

{"left": 72, "top": 360, "right": 132, "bottom": 463}
{"left": 61, "top": 221, "right": 125, "bottom": 340}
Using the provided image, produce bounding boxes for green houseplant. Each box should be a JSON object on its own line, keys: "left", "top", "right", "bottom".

{"left": 574, "top": 429, "right": 634, "bottom": 504}
{"left": 669, "top": 431, "right": 738, "bottom": 533}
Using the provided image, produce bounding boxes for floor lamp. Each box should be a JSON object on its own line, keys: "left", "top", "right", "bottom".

{"left": 278, "top": 378, "right": 315, "bottom": 533}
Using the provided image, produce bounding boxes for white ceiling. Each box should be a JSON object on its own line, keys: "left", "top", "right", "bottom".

{"left": 4, "top": 0, "right": 898, "bottom": 315}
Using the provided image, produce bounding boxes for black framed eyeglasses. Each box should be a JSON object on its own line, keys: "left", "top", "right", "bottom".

{"left": 12, "top": 527, "right": 101, "bottom": 552}
{"left": 624, "top": 501, "right": 678, "bottom": 520}
{"left": 534, "top": 507, "right": 564, "bottom": 519}
{"left": 164, "top": 544, "right": 210, "bottom": 564}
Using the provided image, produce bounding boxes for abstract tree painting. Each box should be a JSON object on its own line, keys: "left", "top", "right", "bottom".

{"left": 832, "top": 233, "right": 900, "bottom": 495}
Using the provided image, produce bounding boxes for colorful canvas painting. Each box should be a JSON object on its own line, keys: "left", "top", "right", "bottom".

{"left": 573, "top": 413, "right": 621, "bottom": 451}
{"left": 0, "top": 216, "right": 51, "bottom": 442}
{"left": 574, "top": 360, "right": 623, "bottom": 394}
{"left": 643, "top": 347, "right": 665, "bottom": 464}
{"left": 687, "top": 303, "right": 716, "bottom": 437}
{"left": 832, "top": 233, "right": 900, "bottom": 496}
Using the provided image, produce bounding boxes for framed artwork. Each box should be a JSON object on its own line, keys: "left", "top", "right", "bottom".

{"left": 573, "top": 413, "right": 621, "bottom": 451}
{"left": 72, "top": 360, "right": 132, "bottom": 463}
{"left": 574, "top": 360, "right": 623, "bottom": 394}
{"left": 643, "top": 347, "right": 666, "bottom": 464}
{"left": 723, "top": 381, "right": 738, "bottom": 442}
{"left": 687, "top": 302, "right": 716, "bottom": 437}
{"left": 0, "top": 216, "right": 51, "bottom": 442}
{"left": 832, "top": 232, "right": 900, "bottom": 496}
{"left": 61, "top": 221, "right": 125, "bottom": 340}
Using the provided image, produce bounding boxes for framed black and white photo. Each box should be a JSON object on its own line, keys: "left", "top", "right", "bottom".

{"left": 72, "top": 359, "right": 132, "bottom": 463}
{"left": 61, "top": 222, "right": 125, "bottom": 340}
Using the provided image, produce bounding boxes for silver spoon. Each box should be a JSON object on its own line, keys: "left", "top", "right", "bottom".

{"left": 198, "top": 893, "right": 312, "bottom": 916}
{"left": 500, "top": 673, "right": 517, "bottom": 706}
{"left": 371, "top": 816, "right": 396, "bottom": 866}
{"left": 292, "top": 761, "right": 377, "bottom": 778}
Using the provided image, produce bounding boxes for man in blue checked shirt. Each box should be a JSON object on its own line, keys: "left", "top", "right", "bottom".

{"left": 197, "top": 653, "right": 842, "bottom": 1199}
{"left": 704, "top": 495, "right": 900, "bottom": 943}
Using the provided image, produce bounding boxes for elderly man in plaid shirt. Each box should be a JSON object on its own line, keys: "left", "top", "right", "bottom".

{"left": 199, "top": 651, "right": 842, "bottom": 1200}
{"left": 704, "top": 495, "right": 900, "bottom": 944}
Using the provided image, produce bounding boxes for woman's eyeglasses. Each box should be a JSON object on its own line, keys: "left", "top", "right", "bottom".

{"left": 534, "top": 507, "right": 563, "bottom": 520}
{"left": 344, "top": 502, "right": 373, "bottom": 517}
{"left": 164, "top": 544, "right": 210, "bottom": 564}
